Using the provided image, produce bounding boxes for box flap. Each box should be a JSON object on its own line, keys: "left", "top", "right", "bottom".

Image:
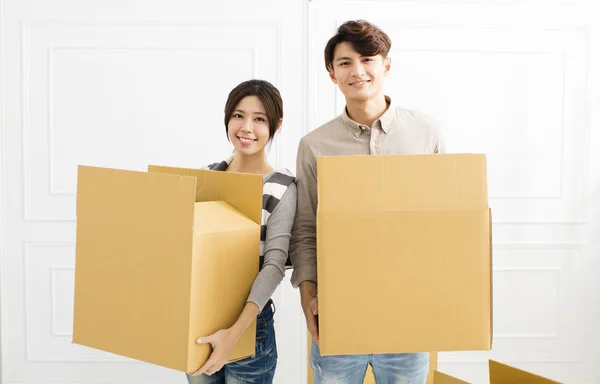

{"left": 433, "top": 371, "right": 471, "bottom": 384}
{"left": 73, "top": 165, "right": 197, "bottom": 371}
{"left": 489, "top": 360, "right": 562, "bottom": 384}
{"left": 148, "top": 165, "right": 263, "bottom": 225}
{"left": 316, "top": 154, "right": 488, "bottom": 213}
{"left": 194, "top": 201, "right": 259, "bottom": 233}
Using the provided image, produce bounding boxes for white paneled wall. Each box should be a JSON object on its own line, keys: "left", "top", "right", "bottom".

{"left": 1, "top": 1, "right": 307, "bottom": 383}
{"left": 1, "top": 0, "right": 599, "bottom": 383}
{"left": 309, "top": 2, "right": 600, "bottom": 382}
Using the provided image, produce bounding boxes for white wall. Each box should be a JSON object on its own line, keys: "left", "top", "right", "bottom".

{"left": 1, "top": 0, "right": 599, "bottom": 383}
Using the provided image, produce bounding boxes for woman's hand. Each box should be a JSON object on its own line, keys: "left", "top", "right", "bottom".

{"left": 191, "top": 328, "right": 238, "bottom": 376}
{"left": 191, "top": 302, "right": 260, "bottom": 376}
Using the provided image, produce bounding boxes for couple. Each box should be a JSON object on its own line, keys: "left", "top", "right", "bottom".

{"left": 187, "top": 19, "right": 444, "bottom": 384}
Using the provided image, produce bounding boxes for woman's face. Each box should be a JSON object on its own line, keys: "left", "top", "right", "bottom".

{"left": 227, "top": 95, "right": 272, "bottom": 157}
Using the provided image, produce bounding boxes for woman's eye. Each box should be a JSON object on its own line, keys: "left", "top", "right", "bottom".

{"left": 255, "top": 117, "right": 266, "bottom": 122}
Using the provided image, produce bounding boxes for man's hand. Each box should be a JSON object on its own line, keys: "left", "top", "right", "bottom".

{"left": 300, "top": 281, "right": 319, "bottom": 344}
{"left": 191, "top": 328, "right": 237, "bottom": 376}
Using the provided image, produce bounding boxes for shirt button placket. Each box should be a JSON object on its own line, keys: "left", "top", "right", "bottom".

{"left": 371, "top": 127, "right": 381, "bottom": 155}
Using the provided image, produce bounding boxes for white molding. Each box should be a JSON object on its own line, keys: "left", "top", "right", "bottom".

{"left": 581, "top": 21, "right": 595, "bottom": 196}
{"left": 494, "top": 219, "right": 587, "bottom": 224}
{"left": 494, "top": 333, "right": 557, "bottom": 339}
{"left": 50, "top": 265, "right": 74, "bottom": 337}
{"left": 492, "top": 220, "right": 587, "bottom": 225}
{"left": 306, "top": 1, "right": 317, "bottom": 136}
{"left": 327, "top": 20, "right": 590, "bottom": 206}
{"left": 22, "top": 241, "right": 140, "bottom": 363}
{"left": 491, "top": 244, "right": 581, "bottom": 342}
{"left": 313, "top": 0, "right": 583, "bottom": 3}
{"left": 22, "top": 20, "right": 283, "bottom": 28}
{"left": 21, "top": 19, "right": 34, "bottom": 223}
{"left": 44, "top": 45, "right": 258, "bottom": 197}
{"left": 492, "top": 243, "right": 584, "bottom": 250}
{"left": 23, "top": 241, "right": 72, "bottom": 362}
{"left": 494, "top": 267, "right": 562, "bottom": 272}
{"left": 301, "top": 0, "right": 310, "bottom": 142}
{"left": 20, "top": 20, "right": 280, "bottom": 220}
{"left": 0, "top": 0, "right": 7, "bottom": 381}
{"left": 380, "top": 24, "right": 589, "bottom": 202}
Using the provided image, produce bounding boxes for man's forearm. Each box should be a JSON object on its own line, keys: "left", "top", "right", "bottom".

{"left": 300, "top": 280, "right": 317, "bottom": 301}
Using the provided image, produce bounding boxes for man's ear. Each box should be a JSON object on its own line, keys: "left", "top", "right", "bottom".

{"left": 384, "top": 56, "right": 392, "bottom": 76}
{"left": 328, "top": 67, "right": 338, "bottom": 84}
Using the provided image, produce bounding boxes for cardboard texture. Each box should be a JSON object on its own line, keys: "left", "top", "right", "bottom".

{"left": 433, "top": 371, "right": 470, "bottom": 384}
{"left": 73, "top": 165, "right": 263, "bottom": 373}
{"left": 307, "top": 335, "right": 438, "bottom": 384}
{"left": 488, "top": 360, "right": 562, "bottom": 384}
{"left": 433, "top": 360, "right": 562, "bottom": 383}
{"left": 316, "top": 154, "right": 492, "bottom": 355}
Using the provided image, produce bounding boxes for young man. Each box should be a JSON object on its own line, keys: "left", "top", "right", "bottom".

{"left": 290, "top": 20, "right": 444, "bottom": 384}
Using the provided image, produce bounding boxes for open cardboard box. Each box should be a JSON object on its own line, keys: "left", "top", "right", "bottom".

{"left": 434, "top": 360, "right": 562, "bottom": 383}
{"left": 73, "top": 165, "right": 263, "bottom": 373}
{"left": 316, "top": 154, "right": 492, "bottom": 355}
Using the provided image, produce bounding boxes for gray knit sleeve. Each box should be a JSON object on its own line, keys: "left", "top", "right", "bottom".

{"left": 246, "top": 182, "right": 298, "bottom": 312}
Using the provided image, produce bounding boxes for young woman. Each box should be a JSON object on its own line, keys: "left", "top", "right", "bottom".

{"left": 187, "top": 79, "right": 297, "bottom": 384}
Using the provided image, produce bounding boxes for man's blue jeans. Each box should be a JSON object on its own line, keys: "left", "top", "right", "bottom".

{"left": 310, "top": 340, "right": 429, "bottom": 384}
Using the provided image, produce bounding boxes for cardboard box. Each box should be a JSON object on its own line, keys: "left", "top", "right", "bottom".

{"left": 434, "top": 360, "right": 562, "bottom": 383}
{"left": 73, "top": 165, "right": 263, "bottom": 373}
{"left": 307, "top": 335, "right": 438, "bottom": 384}
{"left": 316, "top": 154, "right": 492, "bottom": 355}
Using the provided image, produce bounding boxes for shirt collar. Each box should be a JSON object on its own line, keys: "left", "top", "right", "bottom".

{"left": 378, "top": 95, "right": 395, "bottom": 133}
{"left": 340, "top": 95, "right": 394, "bottom": 137}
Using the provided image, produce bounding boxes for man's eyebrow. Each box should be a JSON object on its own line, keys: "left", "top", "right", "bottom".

{"left": 233, "top": 109, "right": 267, "bottom": 116}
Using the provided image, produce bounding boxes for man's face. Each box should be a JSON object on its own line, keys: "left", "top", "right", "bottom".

{"left": 328, "top": 41, "right": 391, "bottom": 102}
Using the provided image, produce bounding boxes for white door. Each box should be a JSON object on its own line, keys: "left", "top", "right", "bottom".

{"left": 309, "top": 1, "right": 600, "bottom": 383}
{"left": 0, "top": 0, "right": 307, "bottom": 383}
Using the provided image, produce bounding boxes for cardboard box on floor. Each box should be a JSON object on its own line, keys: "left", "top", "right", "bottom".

{"left": 316, "top": 154, "right": 492, "bottom": 355}
{"left": 307, "top": 335, "right": 438, "bottom": 384}
{"left": 73, "top": 165, "right": 263, "bottom": 373}
{"left": 434, "top": 360, "right": 562, "bottom": 383}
